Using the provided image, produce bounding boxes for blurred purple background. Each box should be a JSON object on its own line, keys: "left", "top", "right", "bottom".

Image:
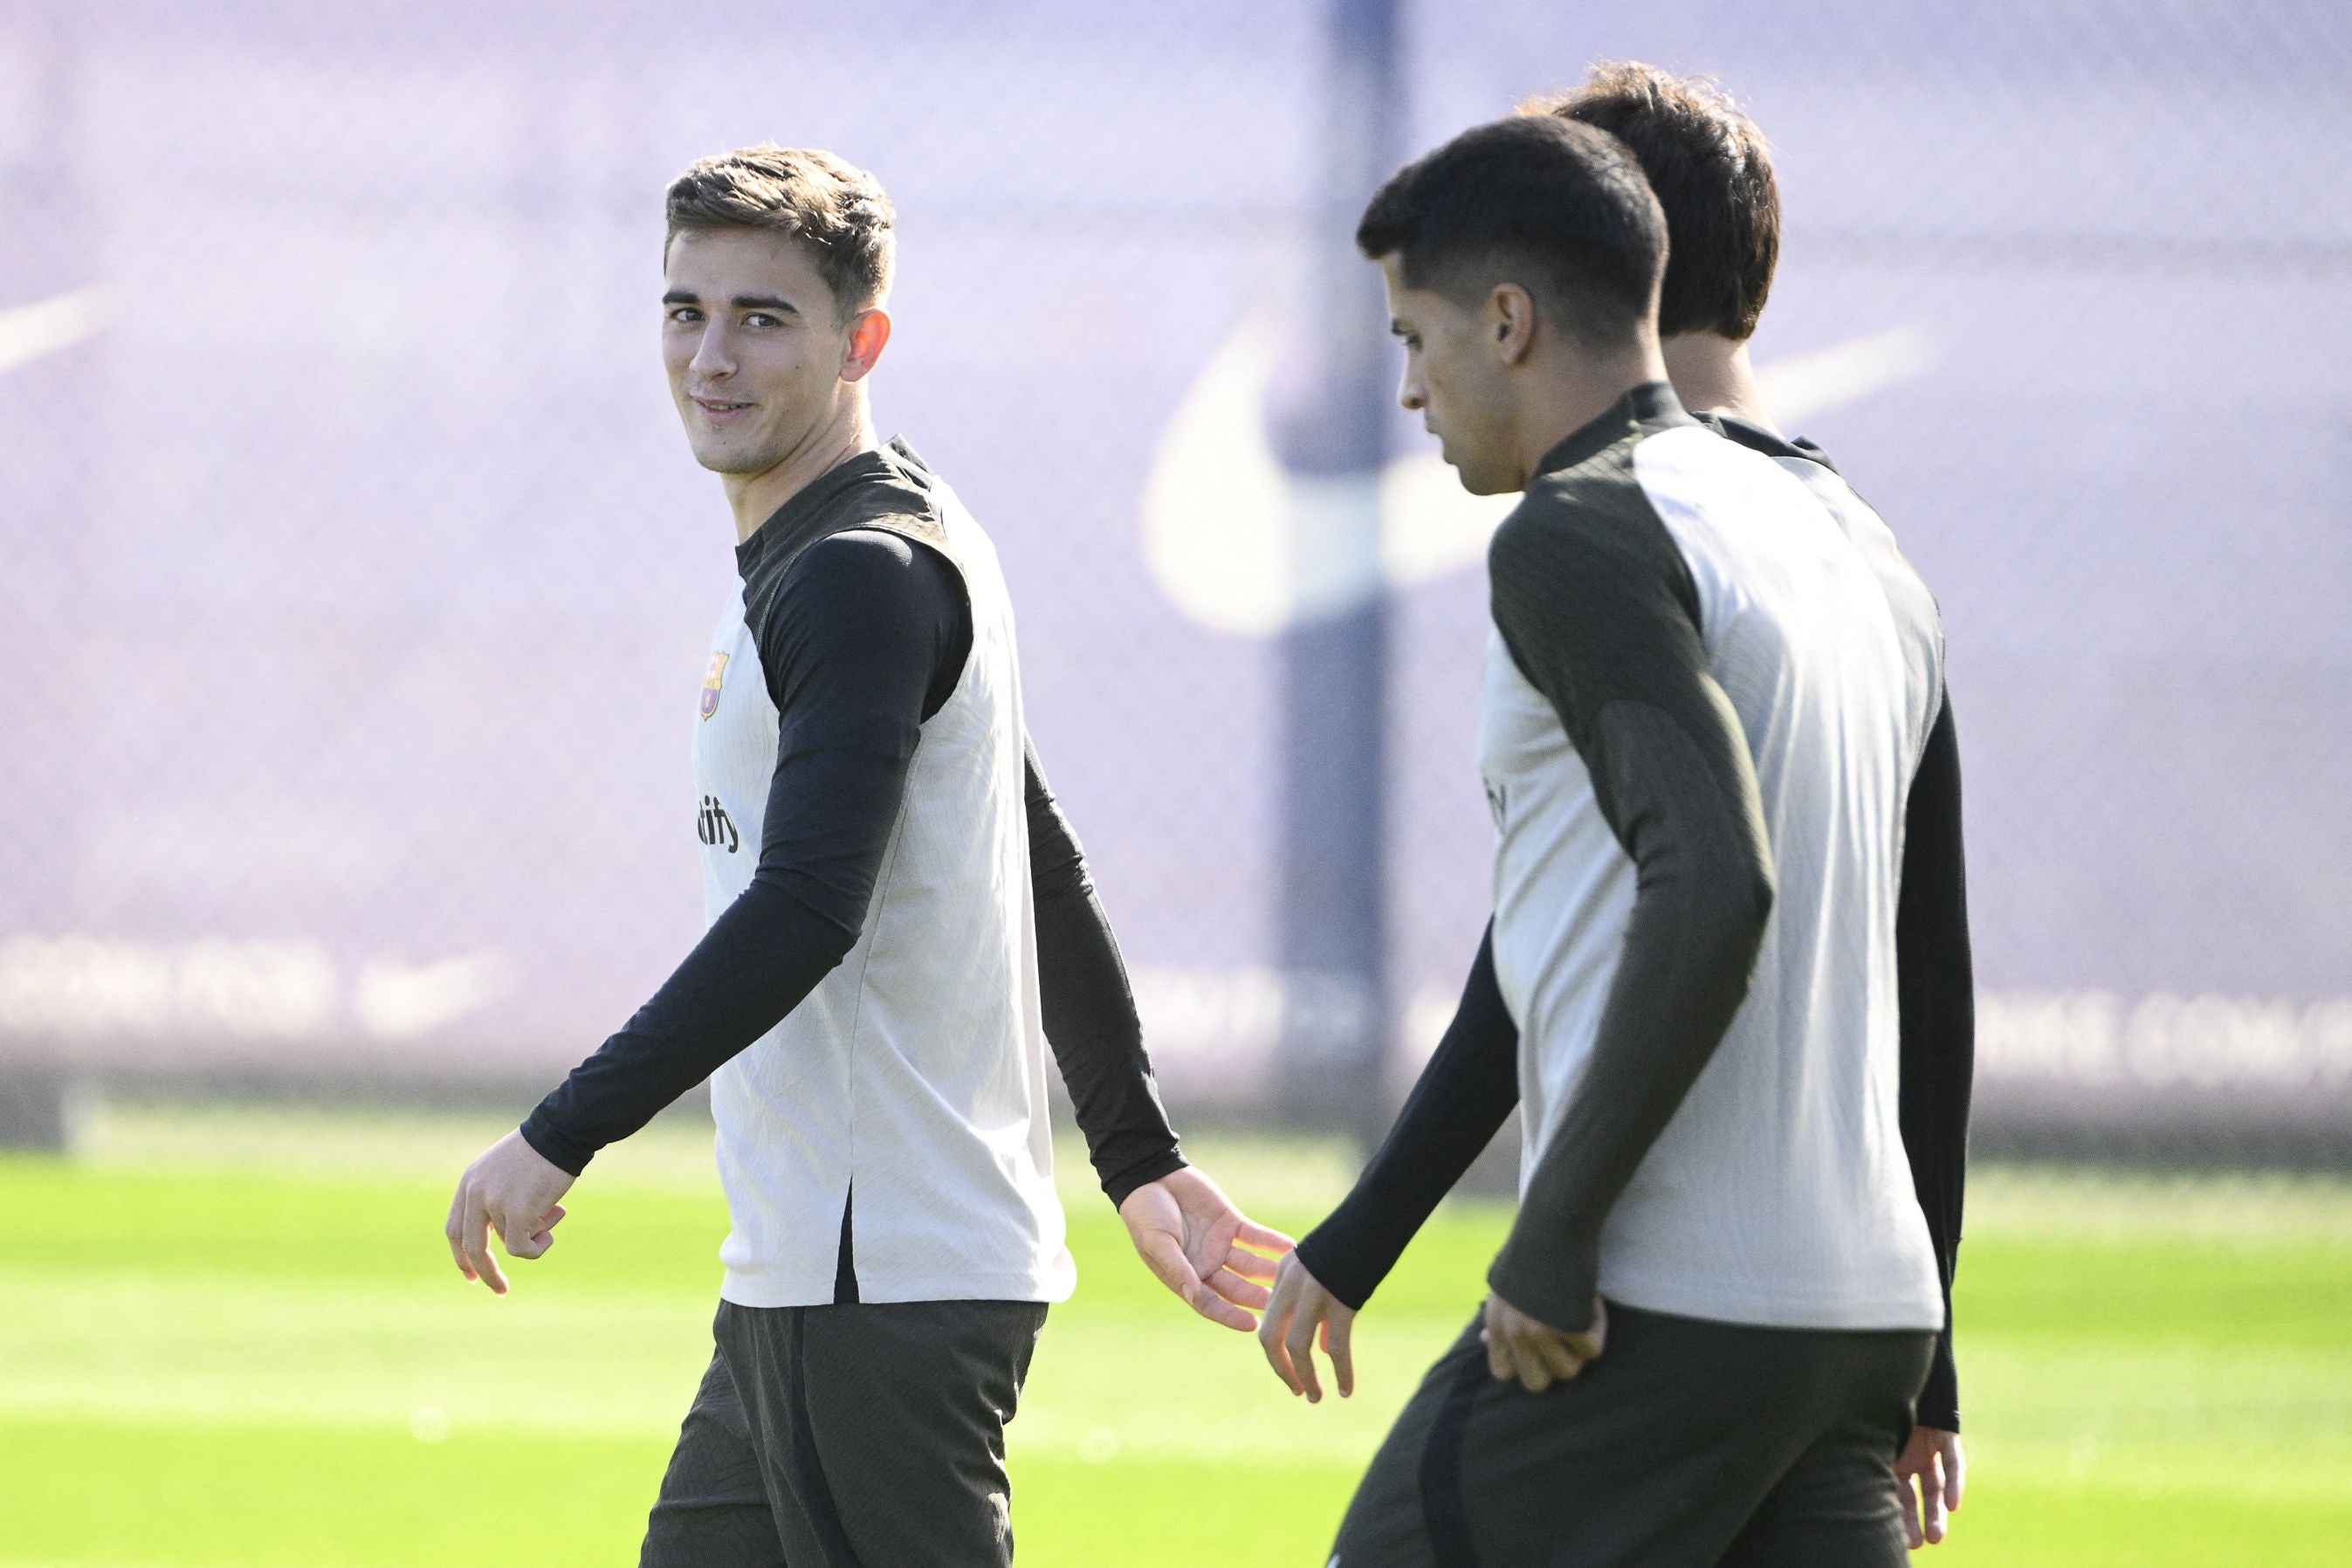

{"left": 2, "top": 1, "right": 2346, "bottom": 1151}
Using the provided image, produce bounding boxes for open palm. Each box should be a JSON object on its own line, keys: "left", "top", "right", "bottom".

{"left": 1118, "top": 1166, "right": 1294, "bottom": 1331}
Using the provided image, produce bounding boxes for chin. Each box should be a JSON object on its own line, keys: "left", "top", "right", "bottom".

{"left": 1450, "top": 458, "right": 1517, "bottom": 498}
{"left": 691, "top": 437, "right": 767, "bottom": 478}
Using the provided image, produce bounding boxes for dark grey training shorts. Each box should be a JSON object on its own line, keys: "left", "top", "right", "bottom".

{"left": 1331, "top": 1300, "right": 1935, "bottom": 1568}
{"left": 639, "top": 1297, "right": 1049, "bottom": 1568}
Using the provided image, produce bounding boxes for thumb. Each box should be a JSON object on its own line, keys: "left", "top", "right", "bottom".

{"left": 500, "top": 1207, "right": 553, "bottom": 1261}
{"left": 1135, "top": 1228, "right": 1202, "bottom": 1304}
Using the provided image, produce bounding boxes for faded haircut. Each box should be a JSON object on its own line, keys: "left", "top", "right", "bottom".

{"left": 1356, "top": 114, "right": 1666, "bottom": 350}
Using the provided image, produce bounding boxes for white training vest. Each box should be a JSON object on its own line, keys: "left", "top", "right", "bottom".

{"left": 1480, "top": 423, "right": 1945, "bottom": 1331}
{"left": 691, "top": 473, "right": 1073, "bottom": 1309}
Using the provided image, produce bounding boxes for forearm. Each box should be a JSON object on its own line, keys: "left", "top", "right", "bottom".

{"left": 519, "top": 877, "right": 856, "bottom": 1173}
{"left": 1488, "top": 705, "right": 1773, "bottom": 1331}
{"left": 1296, "top": 928, "right": 1518, "bottom": 1309}
{"left": 1898, "top": 696, "right": 1976, "bottom": 1430}
{"left": 1025, "top": 744, "right": 1182, "bottom": 1206}
{"left": 1035, "top": 881, "right": 1184, "bottom": 1205}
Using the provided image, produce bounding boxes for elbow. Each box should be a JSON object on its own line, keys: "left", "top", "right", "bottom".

{"left": 1736, "top": 863, "right": 1776, "bottom": 939}
{"left": 744, "top": 871, "right": 865, "bottom": 968}
{"left": 1693, "top": 861, "right": 1774, "bottom": 980}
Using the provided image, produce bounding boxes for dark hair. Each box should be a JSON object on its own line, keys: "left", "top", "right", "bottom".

{"left": 1356, "top": 114, "right": 1665, "bottom": 349}
{"left": 1524, "top": 62, "right": 1779, "bottom": 340}
{"left": 664, "top": 144, "right": 896, "bottom": 315}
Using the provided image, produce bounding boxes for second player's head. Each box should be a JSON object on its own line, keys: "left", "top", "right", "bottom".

{"left": 1357, "top": 114, "right": 1667, "bottom": 495}
{"left": 660, "top": 145, "right": 897, "bottom": 481}
{"left": 1525, "top": 62, "right": 1780, "bottom": 343}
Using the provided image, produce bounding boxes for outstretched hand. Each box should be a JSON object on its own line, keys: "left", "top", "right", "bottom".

{"left": 445, "top": 1129, "right": 574, "bottom": 1295}
{"left": 1118, "top": 1166, "right": 1293, "bottom": 1331}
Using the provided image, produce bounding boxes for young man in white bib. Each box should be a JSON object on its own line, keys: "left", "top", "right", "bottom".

{"left": 443, "top": 145, "right": 1288, "bottom": 1567}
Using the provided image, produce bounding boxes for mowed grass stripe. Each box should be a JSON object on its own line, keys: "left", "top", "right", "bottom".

{"left": 7, "top": 1118, "right": 2352, "bottom": 1565}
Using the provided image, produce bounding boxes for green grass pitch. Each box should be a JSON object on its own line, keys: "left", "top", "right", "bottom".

{"left": 2, "top": 1103, "right": 2348, "bottom": 1565}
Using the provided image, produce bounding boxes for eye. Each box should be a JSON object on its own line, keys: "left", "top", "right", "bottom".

{"left": 667, "top": 306, "right": 702, "bottom": 324}
{"left": 745, "top": 312, "right": 784, "bottom": 329}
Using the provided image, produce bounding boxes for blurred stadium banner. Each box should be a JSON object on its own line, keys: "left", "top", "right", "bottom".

{"left": 1, "top": 0, "right": 2347, "bottom": 1162}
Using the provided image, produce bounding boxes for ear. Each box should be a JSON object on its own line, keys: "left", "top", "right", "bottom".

{"left": 840, "top": 306, "right": 893, "bottom": 383}
{"left": 1487, "top": 283, "right": 1538, "bottom": 367}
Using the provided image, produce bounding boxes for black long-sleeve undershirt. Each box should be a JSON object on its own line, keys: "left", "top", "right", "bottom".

{"left": 521, "top": 516, "right": 1181, "bottom": 1207}
{"left": 1896, "top": 697, "right": 1974, "bottom": 1429}
{"left": 1291, "top": 479, "right": 1977, "bottom": 1429}
{"left": 1481, "top": 449, "right": 1778, "bottom": 1335}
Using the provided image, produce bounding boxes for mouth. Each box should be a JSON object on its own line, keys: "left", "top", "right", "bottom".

{"left": 691, "top": 395, "right": 754, "bottom": 419}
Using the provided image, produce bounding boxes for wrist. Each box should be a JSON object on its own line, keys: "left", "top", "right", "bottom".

{"left": 1487, "top": 1234, "right": 1598, "bottom": 1332}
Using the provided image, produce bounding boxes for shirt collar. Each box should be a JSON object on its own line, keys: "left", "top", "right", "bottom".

{"left": 1530, "top": 381, "right": 1691, "bottom": 480}
{"left": 733, "top": 437, "right": 928, "bottom": 577}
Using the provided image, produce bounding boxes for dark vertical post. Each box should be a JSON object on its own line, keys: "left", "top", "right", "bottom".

{"left": 1272, "top": 0, "right": 1403, "bottom": 1145}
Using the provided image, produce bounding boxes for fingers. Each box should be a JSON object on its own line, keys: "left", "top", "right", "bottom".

{"left": 1528, "top": 1331, "right": 1584, "bottom": 1391}
{"left": 1235, "top": 1218, "right": 1296, "bottom": 1255}
{"left": 1482, "top": 1322, "right": 1514, "bottom": 1384}
{"left": 1258, "top": 1291, "right": 1305, "bottom": 1397}
{"left": 1224, "top": 1242, "right": 1282, "bottom": 1283}
{"left": 1919, "top": 1450, "right": 1949, "bottom": 1545}
{"left": 1190, "top": 1286, "right": 1258, "bottom": 1333}
{"left": 527, "top": 1202, "right": 568, "bottom": 1251}
{"left": 445, "top": 1184, "right": 474, "bottom": 1282}
{"left": 1899, "top": 1467, "right": 1926, "bottom": 1551}
{"left": 1942, "top": 1434, "right": 1966, "bottom": 1512}
{"left": 1324, "top": 1310, "right": 1356, "bottom": 1399}
{"left": 505, "top": 1201, "right": 565, "bottom": 1261}
{"left": 1133, "top": 1228, "right": 1203, "bottom": 1308}
{"left": 1202, "top": 1263, "right": 1273, "bottom": 1313}
{"left": 1283, "top": 1303, "right": 1325, "bottom": 1402}
{"left": 458, "top": 1183, "right": 506, "bottom": 1295}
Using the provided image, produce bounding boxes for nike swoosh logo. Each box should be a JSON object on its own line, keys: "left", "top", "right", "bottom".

{"left": 0, "top": 287, "right": 107, "bottom": 377}
{"left": 1141, "top": 323, "right": 1938, "bottom": 636}
{"left": 352, "top": 951, "right": 510, "bottom": 1041}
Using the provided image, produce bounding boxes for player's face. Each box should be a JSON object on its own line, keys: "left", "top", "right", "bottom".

{"left": 661, "top": 228, "right": 880, "bottom": 478}
{"left": 1379, "top": 256, "right": 1517, "bottom": 495}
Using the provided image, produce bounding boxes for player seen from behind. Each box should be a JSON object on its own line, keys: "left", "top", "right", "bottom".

{"left": 1260, "top": 113, "right": 1956, "bottom": 1565}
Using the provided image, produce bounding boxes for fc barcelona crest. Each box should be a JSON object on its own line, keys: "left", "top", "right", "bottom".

{"left": 700, "top": 652, "right": 729, "bottom": 720}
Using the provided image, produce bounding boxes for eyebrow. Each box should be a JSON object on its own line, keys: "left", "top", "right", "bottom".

{"left": 661, "top": 289, "right": 801, "bottom": 314}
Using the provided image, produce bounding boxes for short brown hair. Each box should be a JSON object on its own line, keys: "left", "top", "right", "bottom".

{"left": 1525, "top": 63, "right": 1778, "bottom": 340}
{"left": 1358, "top": 114, "right": 1665, "bottom": 351}
{"left": 664, "top": 144, "right": 896, "bottom": 315}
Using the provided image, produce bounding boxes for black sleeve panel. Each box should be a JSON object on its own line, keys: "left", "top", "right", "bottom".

{"left": 1025, "top": 739, "right": 1186, "bottom": 1207}
{"left": 1293, "top": 927, "right": 1519, "bottom": 1309}
{"left": 519, "top": 532, "right": 961, "bottom": 1174}
{"left": 1896, "top": 691, "right": 1976, "bottom": 1432}
{"left": 1483, "top": 492, "right": 1778, "bottom": 1333}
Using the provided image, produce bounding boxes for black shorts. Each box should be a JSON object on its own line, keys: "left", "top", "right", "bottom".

{"left": 639, "top": 1297, "right": 1049, "bottom": 1568}
{"left": 1331, "top": 1301, "right": 1934, "bottom": 1568}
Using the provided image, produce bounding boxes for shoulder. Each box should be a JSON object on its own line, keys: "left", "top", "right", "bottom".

{"left": 748, "top": 526, "right": 960, "bottom": 658}
{"left": 781, "top": 523, "right": 961, "bottom": 599}
{"left": 1493, "top": 437, "right": 1700, "bottom": 625}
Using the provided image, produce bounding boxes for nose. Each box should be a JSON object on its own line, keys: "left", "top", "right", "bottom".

{"left": 1397, "top": 363, "right": 1424, "bottom": 413}
{"left": 689, "top": 321, "right": 733, "bottom": 382}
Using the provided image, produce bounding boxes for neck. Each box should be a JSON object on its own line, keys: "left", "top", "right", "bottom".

{"left": 1511, "top": 334, "right": 1672, "bottom": 484}
{"left": 1661, "top": 333, "right": 1779, "bottom": 433}
{"left": 722, "top": 399, "right": 879, "bottom": 543}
